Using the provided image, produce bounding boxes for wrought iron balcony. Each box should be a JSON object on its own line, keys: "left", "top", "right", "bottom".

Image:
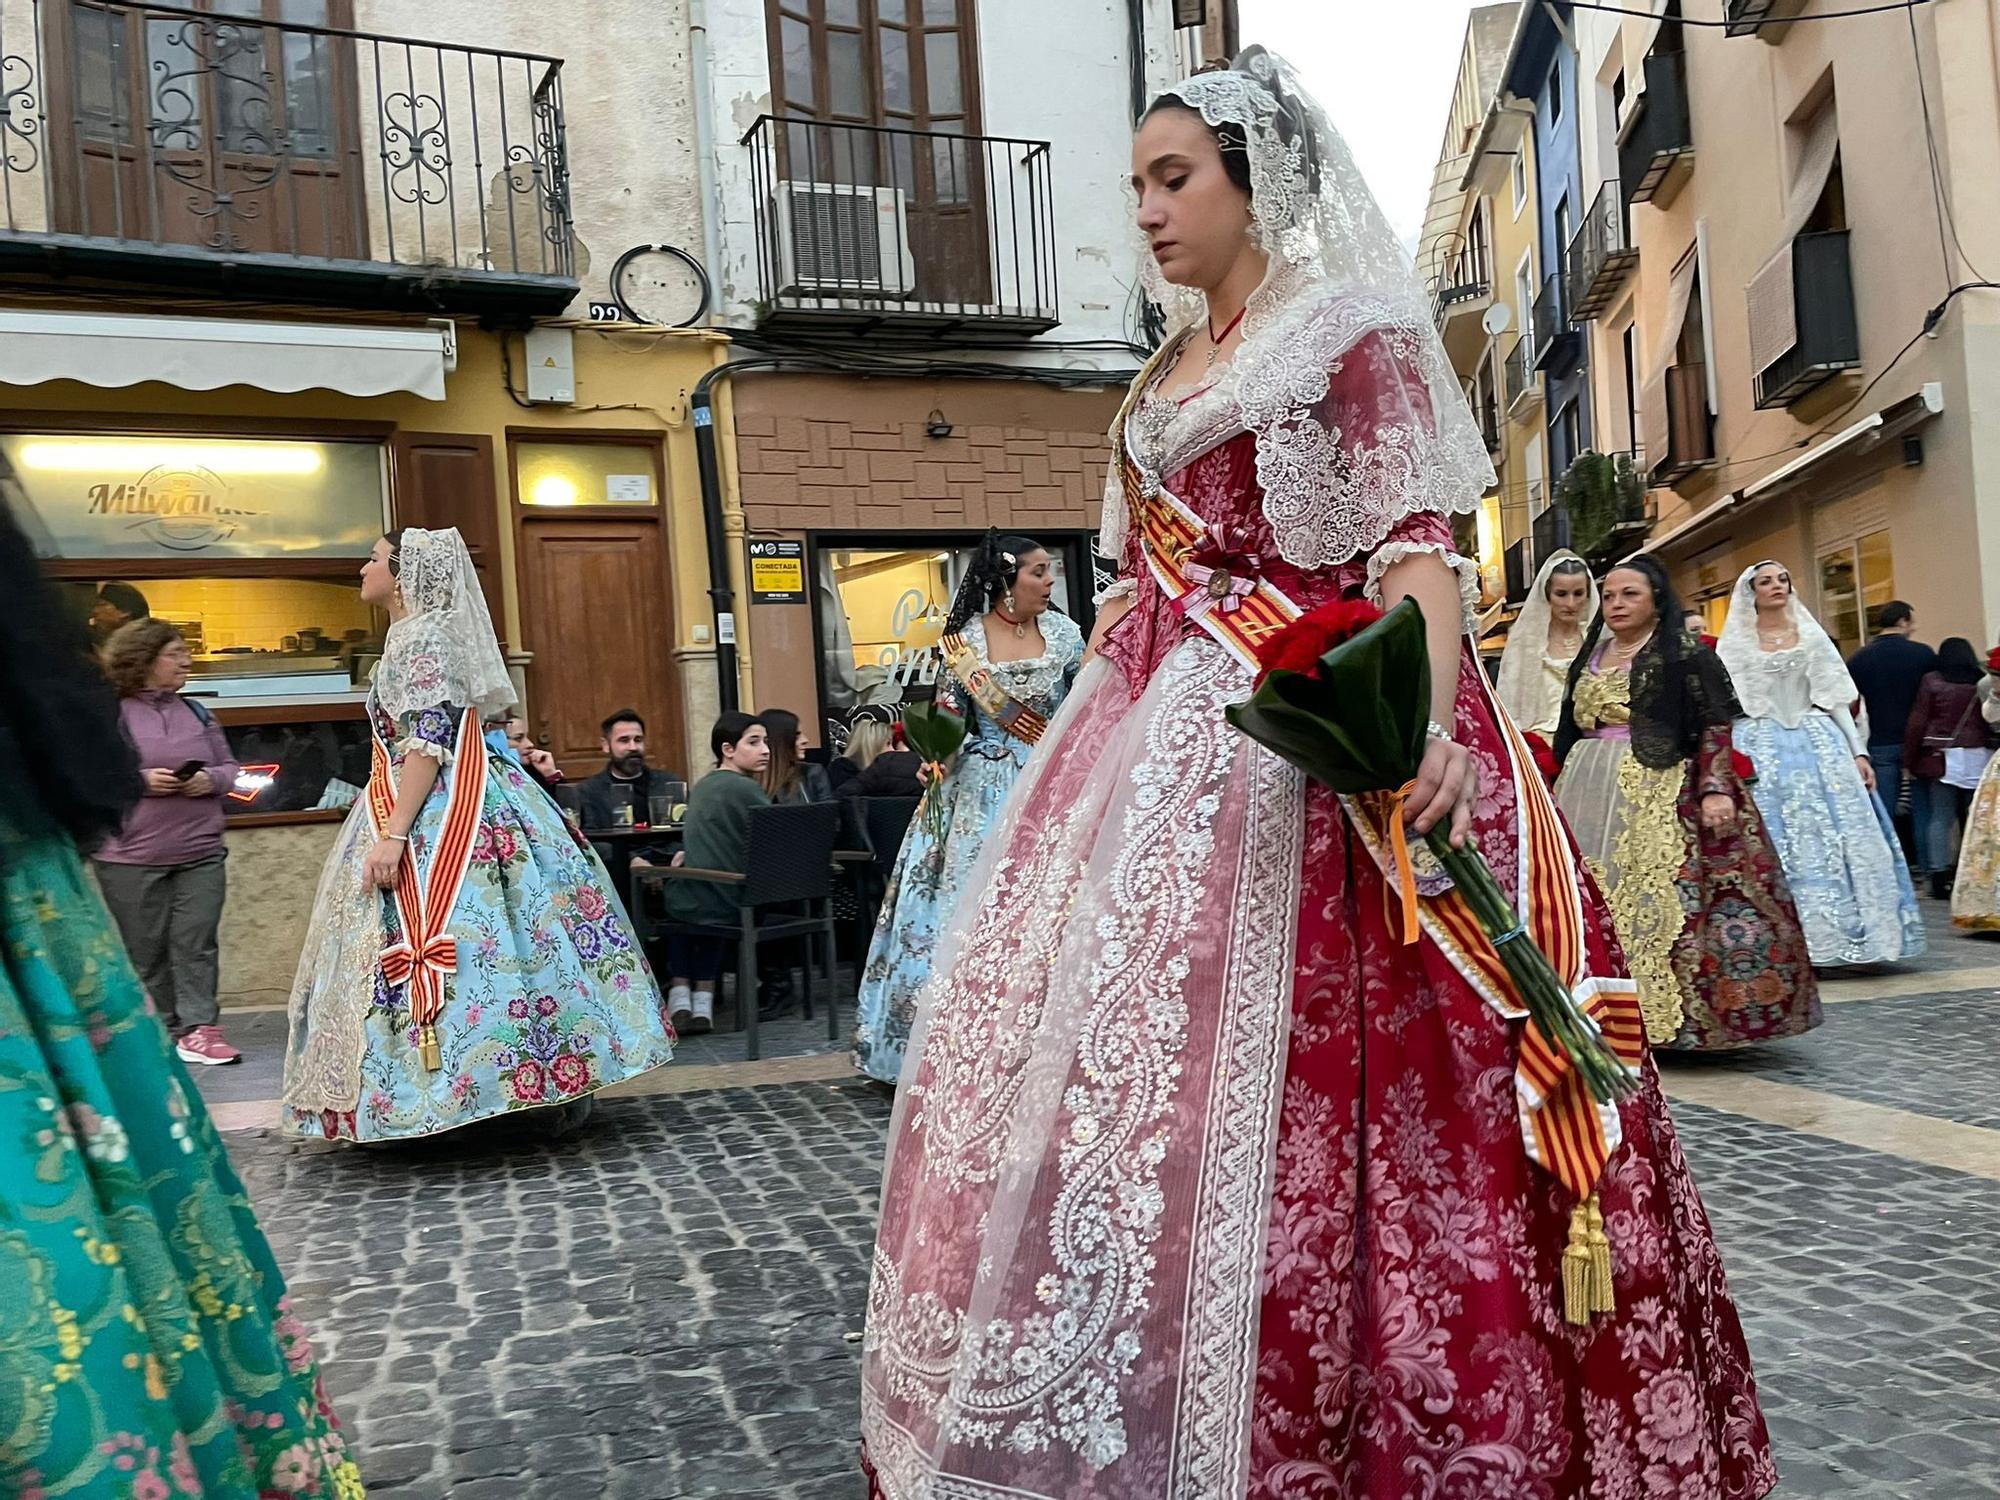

{"left": 1504, "top": 535, "right": 1533, "bottom": 605}
{"left": 742, "top": 115, "right": 1057, "bottom": 335}
{"left": 1428, "top": 229, "right": 1491, "bottom": 329}
{"left": 1652, "top": 364, "right": 1716, "bottom": 486}
{"left": 1548, "top": 450, "right": 1655, "bottom": 567}
{"left": 1532, "top": 496, "right": 1570, "bottom": 565}
{"left": 1503, "top": 334, "right": 1540, "bottom": 418}
{"left": 1726, "top": 0, "right": 1810, "bottom": 37}
{"left": 1532, "top": 273, "right": 1579, "bottom": 372}
{"left": 1619, "top": 50, "right": 1694, "bottom": 206}
{"left": 1566, "top": 182, "right": 1637, "bottom": 323}
{"left": 1754, "top": 231, "right": 1861, "bottom": 409}
{"left": 0, "top": 0, "right": 577, "bottom": 315}
{"left": 1478, "top": 379, "right": 1501, "bottom": 453}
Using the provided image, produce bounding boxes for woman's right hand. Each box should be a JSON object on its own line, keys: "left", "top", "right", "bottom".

{"left": 363, "top": 838, "right": 405, "bottom": 891}
{"left": 142, "top": 768, "right": 182, "bottom": 796}
{"left": 1083, "top": 592, "right": 1135, "bottom": 663}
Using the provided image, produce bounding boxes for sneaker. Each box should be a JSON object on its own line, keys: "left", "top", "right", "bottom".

{"left": 667, "top": 984, "right": 693, "bottom": 1029}
{"left": 689, "top": 992, "right": 715, "bottom": 1035}
{"left": 176, "top": 1025, "right": 242, "bottom": 1066}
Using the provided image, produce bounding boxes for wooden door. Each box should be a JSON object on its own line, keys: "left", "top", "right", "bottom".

{"left": 390, "top": 431, "right": 504, "bottom": 642}
{"left": 517, "top": 519, "right": 680, "bottom": 776}
{"left": 51, "top": 0, "right": 363, "bottom": 256}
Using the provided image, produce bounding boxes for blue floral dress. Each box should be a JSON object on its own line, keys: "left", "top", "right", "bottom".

{"left": 280, "top": 694, "right": 674, "bottom": 1142}
{"left": 851, "top": 613, "right": 1083, "bottom": 1085}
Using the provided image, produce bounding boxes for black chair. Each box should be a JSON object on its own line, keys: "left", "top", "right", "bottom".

{"left": 638, "top": 801, "right": 840, "bottom": 1061}
{"left": 854, "top": 796, "right": 920, "bottom": 936}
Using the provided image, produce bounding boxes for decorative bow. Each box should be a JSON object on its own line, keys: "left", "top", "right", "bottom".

{"left": 381, "top": 931, "right": 458, "bottom": 1016}
{"left": 1173, "top": 525, "right": 1265, "bottom": 621}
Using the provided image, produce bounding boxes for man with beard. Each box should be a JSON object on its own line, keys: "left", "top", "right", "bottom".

{"left": 577, "top": 708, "right": 682, "bottom": 862}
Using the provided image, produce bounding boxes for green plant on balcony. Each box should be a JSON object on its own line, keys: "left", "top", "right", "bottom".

{"left": 1554, "top": 450, "right": 1646, "bottom": 564}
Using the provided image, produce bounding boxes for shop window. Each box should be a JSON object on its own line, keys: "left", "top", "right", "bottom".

{"left": 815, "top": 538, "right": 1072, "bottom": 731}
{"left": 1817, "top": 530, "right": 1891, "bottom": 658}
{"left": 218, "top": 716, "right": 376, "bottom": 818}
{"left": 515, "top": 441, "right": 660, "bottom": 508}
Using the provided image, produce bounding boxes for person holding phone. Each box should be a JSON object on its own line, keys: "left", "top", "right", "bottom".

{"left": 94, "top": 620, "right": 242, "bottom": 1064}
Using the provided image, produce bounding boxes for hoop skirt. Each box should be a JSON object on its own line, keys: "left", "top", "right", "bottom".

{"left": 859, "top": 431, "right": 1775, "bottom": 1499}
{"left": 0, "top": 818, "right": 362, "bottom": 1497}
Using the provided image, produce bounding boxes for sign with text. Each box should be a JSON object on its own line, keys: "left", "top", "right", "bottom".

{"left": 748, "top": 538, "right": 806, "bottom": 604}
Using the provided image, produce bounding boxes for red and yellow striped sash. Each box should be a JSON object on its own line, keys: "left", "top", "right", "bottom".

{"left": 941, "top": 632, "right": 1052, "bottom": 746}
{"left": 368, "top": 708, "right": 489, "bottom": 1060}
{"left": 1134, "top": 471, "right": 1301, "bottom": 669}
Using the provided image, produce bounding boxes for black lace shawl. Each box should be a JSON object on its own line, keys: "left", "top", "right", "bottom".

{"left": 1556, "top": 625, "right": 1741, "bottom": 772}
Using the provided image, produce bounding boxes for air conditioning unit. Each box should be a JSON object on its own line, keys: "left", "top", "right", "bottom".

{"left": 773, "top": 181, "right": 917, "bottom": 297}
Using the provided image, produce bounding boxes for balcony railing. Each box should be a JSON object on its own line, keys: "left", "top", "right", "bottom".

{"left": 1428, "top": 230, "right": 1491, "bottom": 327}
{"left": 742, "top": 115, "right": 1057, "bottom": 335}
{"left": 1620, "top": 50, "right": 1694, "bottom": 205}
{"left": 1754, "top": 231, "right": 1861, "bottom": 409}
{"left": 0, "top": 0, "right": 577, "bottom": 314}
{"left": 1726, "top": 0, "right": 1809, "bottom": 36}
{"left": 1478, "top": 379, "right": 1501, "bottom": 453}
{"left": 1567, "top": 182, "right": 1638, "bottom": 322}
{"left": 1532, "top": 497, "right": 1571, "bottom": 565}
{"left": 1548, "top": 450, "right": 1655, "bottom": 567}
{"left": 1504, "top": 334, "right": 1541, "bottom": 418}
{"left": 1652, "top": 364, "right": 1716, "bottom": 485}
{"left": 1504, "top": 536, "right": 1533, "bottom": 605}
{"left": 1532, "top": 272, "right": 1579, "bottom": 371}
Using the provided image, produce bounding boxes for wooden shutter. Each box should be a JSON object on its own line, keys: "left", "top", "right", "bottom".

{"left": 390, "top": 430, "right": 505, "bottom": 646}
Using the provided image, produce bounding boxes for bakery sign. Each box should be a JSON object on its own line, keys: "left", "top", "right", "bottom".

{"left": 0, "top": 434, "right": 389, "bottom": 560}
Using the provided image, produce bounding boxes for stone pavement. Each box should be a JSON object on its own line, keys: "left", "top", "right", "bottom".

{"left": 199, "top": 903, "right": 2000, "bottom": 1498}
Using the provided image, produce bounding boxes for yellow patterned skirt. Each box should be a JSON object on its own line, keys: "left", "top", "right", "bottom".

{"left": 1953, "top": 752, "right": 2000, "bottom": 929}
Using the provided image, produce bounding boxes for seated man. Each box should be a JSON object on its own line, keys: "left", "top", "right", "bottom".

{"left": 659, "top": 711, "right": 772, "bottom": 1034}
{"left": 577, "top": 708, "right": 682, "bottom": 832}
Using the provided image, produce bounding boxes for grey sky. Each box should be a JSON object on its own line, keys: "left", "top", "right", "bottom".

{"left": 1238, "top": 0, "right": 1486, "bottom": 251}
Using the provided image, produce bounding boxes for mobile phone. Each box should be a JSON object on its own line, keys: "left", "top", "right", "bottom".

{"left": 173, "top": 760, "right": 205, "bottom": 781}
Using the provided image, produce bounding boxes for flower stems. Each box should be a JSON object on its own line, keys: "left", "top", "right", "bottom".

{"left": 1423, "top": 829, "right": 1639, "bottom": 1105}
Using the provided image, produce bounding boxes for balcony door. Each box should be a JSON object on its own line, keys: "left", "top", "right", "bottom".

{"left": 768, "top": 0, "right": 988, "bottom": 305}
{"left": 51, "top": 0, "right": 363, "bottom": 257}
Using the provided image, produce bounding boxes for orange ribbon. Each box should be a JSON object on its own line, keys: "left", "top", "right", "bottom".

{"left": 1381, "top": 779, "right": 1423, "bottom": 947}
{"left": 380, "top": 931, "right": 460, "bottom": 1026}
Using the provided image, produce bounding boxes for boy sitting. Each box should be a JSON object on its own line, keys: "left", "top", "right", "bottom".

{"left": 660, "top": 711, "right": 771, "bottom": 1033}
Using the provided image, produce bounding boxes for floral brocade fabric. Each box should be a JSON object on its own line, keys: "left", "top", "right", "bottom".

{"left": 0, "top": 823, "right": 362, "bottom": 1499}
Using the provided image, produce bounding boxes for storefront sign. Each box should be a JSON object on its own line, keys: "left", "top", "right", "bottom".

{"left": 748, "top": 539, "right": 806, "bottom": 604}
{"left": 0, "top": 434, "right": 388, "bottom": 559}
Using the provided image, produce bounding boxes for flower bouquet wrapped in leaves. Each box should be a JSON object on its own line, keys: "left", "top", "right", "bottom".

{"left": 901, "top": 699, "right": 967, "bottom": 844}
{"left": 1226, "top": 597, "right": 1637, "bottom": 1105}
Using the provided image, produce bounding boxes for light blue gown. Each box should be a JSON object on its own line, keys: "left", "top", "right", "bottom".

{"left": 852, "top": 613, "right": 1084, "bottom": 1084}
{"left": 1733, "top": 646, "right": 1924, "bottom": 967}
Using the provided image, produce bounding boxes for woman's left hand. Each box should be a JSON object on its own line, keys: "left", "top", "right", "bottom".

{"left": 1406, "top": 734, "right": 1476, "bottom": 848}
{"left": 363, "top": 838, "right": 405, "bottom": 891}
{"left": 1700, "top": 792, "right": 1736, "bottom": 835}
{"left": 1856, "top": 755, "right": 1877, "bottom": 793}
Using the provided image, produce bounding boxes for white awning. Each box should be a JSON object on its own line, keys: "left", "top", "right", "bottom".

{"left": 0, "top": 311, "right": 456, "bottom": 401}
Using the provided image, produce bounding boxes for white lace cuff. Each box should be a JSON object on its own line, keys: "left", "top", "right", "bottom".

{"left": 1094, "top": 577, "right": 1138, "bottom": 608}
{"left": 1363, "top": 543, "right": 1482, "bottom": 631}
{"left": 396, "top": 737, "right": 452, "bottom": 766}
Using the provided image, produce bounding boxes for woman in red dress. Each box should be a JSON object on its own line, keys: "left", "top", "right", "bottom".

{"left": 860, "top": 48, "right": 1776, "bottom": 1500}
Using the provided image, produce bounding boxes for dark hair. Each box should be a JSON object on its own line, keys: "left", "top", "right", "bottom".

{"left": 1876, "top": 600, "right": 1914, "bottom": 631}
{"left": 0, "top": 496, "right": 143, "bottom": 849}
{"left": 102, "top": 619, "right": 186, "bottom": 697}
{"left": 601, "top": 708, "right": 645, "bottom": 739}
{"left": 1543, "top": 557, "right": 1590, "bottom": 599}
{"left": 1144, "top": 46, "right": 1318, "bottom": 198}
{"left": 711, "top": 709, "right": 761, "bottom": 763}
{"left": 1938, "top": 637, "right": 1982, "bottom": 684}
{"left": 97, "top": 581, "right": 150, "bottom": 620}
{"left": 946, "top": 531, "right": 1046, "bottom": 634}
{"left": 758, "top": 708, "right": 806, "bottom": 798}
{"left": 382, "top": 529, "right": 406, "bottom": 580}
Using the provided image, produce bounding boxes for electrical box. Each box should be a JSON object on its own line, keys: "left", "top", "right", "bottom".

{"left": 523, "top": 325, "right": 575, "bottom": 404}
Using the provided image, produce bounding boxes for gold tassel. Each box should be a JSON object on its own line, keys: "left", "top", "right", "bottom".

{"left": 417, "top": 1024, "right": 442, "bottom": 1072}
{"left": 1586, "top": 1193, "right": 1616, "bottom": 1315}
{"left": 1562, "top": 1205, "right": 1593, "bottom": 1326}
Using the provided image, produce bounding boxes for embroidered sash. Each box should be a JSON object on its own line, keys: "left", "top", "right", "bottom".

{"left": 941, "top": 633, "right": 1053, "bottom": 746}
{"left": 368, "top": 707, "right": 488, "bottom": 1069}
{"left": 1134, "top": 472, "right": 1303, "bottom": 671}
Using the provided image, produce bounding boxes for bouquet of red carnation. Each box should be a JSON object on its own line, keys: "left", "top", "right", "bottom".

{"left": 900, "top": 700, "right": 966, "bottom": 844}
{"left": 1730, "top": 747, "right": 1759, "bottom": 785}
{"left": 1227, "top": 597, "right": 1637, "bottom": 1104}
{"left": 1522, "top": 732, "right": 1562, "bottom": 788}
{"left": 1986, "top": 646, "right": 2000, "bottom": 675}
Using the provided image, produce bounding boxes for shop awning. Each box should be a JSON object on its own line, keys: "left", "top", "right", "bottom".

{"left": 0, "top": 311, "right": 456, "bottom": 401}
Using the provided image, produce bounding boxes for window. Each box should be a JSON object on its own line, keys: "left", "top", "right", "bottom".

{"left": 1548, "top": 62, "right": 1563, "bottom": 123}
{"left": 1515, "top": 253, "right": 1536, "bottom": 335}
{"left": 768, "top": 0, "right": 979, "bottom": 139}
{"left": 1511, "top": 152, "right": 1528, "bottom": 217}
{"left": 1621, "top": 322, "right": 1639, "bottom": 456}
{"left": 1817, "top": 530, "right": 1894, "bottom": 657}
{"left": 1553, "top": 194, "right": 1572, "bottom": 276}
{"left": 1553, "top": 401, "right": 1582, "bottom": 472}
{"left": 515, "top": 441, "right": 659, "bottom": 508}
{"left": 1612, "top": 70, "right": 1627, "bottom": 119}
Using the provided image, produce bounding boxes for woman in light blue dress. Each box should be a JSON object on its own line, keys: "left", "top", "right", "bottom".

{"left": 1718, "top": 560, "right": 1924, "bottom": 967}
{"left": 282, "top": 527, "right": 674, "bottom": 1142}
{"left": 852, "top": 534, "right": 1083, "bottom": 1085}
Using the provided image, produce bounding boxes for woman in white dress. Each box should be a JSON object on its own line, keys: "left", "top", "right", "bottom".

{"left": 1496, "top": 549, "right": 1596, "bottom": 736}
{"left": 1717, "top": 560, "right": 1923, "bottom": 966}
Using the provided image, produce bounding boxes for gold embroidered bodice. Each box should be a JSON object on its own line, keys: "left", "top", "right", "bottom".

{"left": 1572, "top": 665, "right": 1632, "bottom": 732}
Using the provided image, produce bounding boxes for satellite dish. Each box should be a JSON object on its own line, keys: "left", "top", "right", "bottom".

{"left": 1482, "top": 304, "right": 1514, "bottom": 337}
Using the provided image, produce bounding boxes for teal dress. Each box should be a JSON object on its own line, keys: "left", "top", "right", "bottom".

{"left": 0, "top": 813, "right": 364, "bottom": 1498}
{"left": 851, "top": 613, "right": 1083, "bottom": 1085}
{"left": 281, "top": 693, "right": 675, "bottom": 1143}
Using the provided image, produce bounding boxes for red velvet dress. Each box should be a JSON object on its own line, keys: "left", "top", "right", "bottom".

{"left": 860, "top": 344, "right": 1775, "bottom": 1500}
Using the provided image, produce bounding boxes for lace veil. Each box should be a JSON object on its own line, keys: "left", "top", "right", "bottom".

{"left": 1102, "top": 47, "right": 1494, "bottom": 569}
{"left": 1715, "top": 560, "right": 1858, "bottom": 722}
{"left": 1496, "top": 549, "right": 1596, "bottom": 730}
{"left": 373, "top": 526, "right": 515, "bottom": 725}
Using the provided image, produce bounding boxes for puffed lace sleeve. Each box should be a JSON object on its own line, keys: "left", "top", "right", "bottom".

{"left": 1347, "top": 511, "right": 1482, "bottom": 631}
{"left": 397, "top": 704, "right": 463, "bottom": 765}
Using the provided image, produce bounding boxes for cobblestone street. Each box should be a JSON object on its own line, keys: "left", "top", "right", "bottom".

{"left": 203, "top": 908, "right": 2000, "bottom": 1499}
